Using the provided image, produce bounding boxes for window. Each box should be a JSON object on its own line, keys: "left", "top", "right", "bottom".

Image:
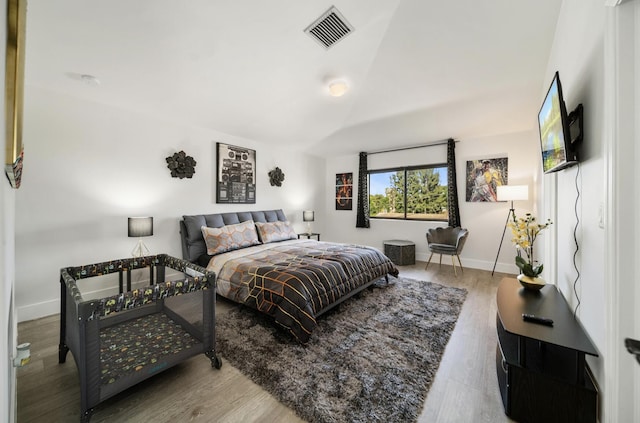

{"left": 369, "top": 165, "right": 448, "bottom": 221}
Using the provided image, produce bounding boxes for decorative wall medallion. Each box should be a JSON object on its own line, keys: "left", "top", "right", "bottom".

{"left": 268, "top": 167, "right": 285, "bottom": 187}
{"left": 166, "top": 150, "right": 197, "bottom": 179}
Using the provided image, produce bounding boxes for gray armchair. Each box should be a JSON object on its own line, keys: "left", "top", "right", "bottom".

{"left": 425, "top": 227, "right": 469, "bottom": 276}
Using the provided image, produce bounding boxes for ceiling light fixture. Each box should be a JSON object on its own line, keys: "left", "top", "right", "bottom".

{"left": 328, "top": 81, "right": 348, "bottom": 97}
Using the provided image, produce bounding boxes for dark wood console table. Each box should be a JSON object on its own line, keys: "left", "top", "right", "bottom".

{"left": 496, "top": 277, "right": 598, "bottom": 422}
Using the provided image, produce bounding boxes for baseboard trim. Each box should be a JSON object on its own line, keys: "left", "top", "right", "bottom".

{"left": 18, "top": 299, "right": 59, "bottom": 323}
{"left": 413, "top": 254, "right": 517, "bottom": 275}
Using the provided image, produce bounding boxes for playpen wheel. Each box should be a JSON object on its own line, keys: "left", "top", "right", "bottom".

{"left": 206, "top": 350, "right": 222, "bottom": 369}
{"left": 212, "top": 355, "right": 222, "bottom": 369}
{"left": 81, "top": 408, "right": 93, "bottom": 423}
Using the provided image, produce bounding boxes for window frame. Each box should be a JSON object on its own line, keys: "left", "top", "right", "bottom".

{"left": 368, "top": 163, "right": 449, "bottom": 222}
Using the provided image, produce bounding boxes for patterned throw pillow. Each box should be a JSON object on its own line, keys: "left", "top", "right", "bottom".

{"left": 255, "top": 221, "right": 298, "bottom": 244}
{"left": 201, "top": 220, "right": 260, "bottom": 255}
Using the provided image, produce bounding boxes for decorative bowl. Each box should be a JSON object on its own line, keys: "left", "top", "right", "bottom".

{"left": 517, "top": 274, "right": 546, "bottom": 291}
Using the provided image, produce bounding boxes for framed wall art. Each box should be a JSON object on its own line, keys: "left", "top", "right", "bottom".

{"left": 5, "top": 0, "right": 27, "bottom": 189}
{"left": 335, "top": 172, "right": 353, "bottom": 210}
{"left": 465, "top": 157, "right": 508, "bottom": 202}
{"left": 216, "top": 142, "right": 256, "bottom": 204}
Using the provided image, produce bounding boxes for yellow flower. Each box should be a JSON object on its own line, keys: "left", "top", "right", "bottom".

{"left": 507, "top": 212, "right": 553, "bottom": 276}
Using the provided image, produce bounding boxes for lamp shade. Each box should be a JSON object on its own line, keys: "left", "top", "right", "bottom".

{"left": 128, "top": 217, "right": 153, "bottom": 237}
{"left": 497, "top": 185, "right": 529, "bottom": 202}
{"left": 303, "top": 210, "right": 315, "bottom": 222}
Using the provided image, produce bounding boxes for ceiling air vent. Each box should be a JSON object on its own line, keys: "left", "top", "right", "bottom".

{"left": 304, "top": 6, "right": 354, "bottom": 49}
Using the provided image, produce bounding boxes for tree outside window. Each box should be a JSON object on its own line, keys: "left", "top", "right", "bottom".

{"left": 369, "top": 165, "right": 448, "bottom": 221}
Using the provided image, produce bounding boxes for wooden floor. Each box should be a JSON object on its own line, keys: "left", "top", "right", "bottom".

{"left": 17, "top": 263, "right": 516, "bottom": 423}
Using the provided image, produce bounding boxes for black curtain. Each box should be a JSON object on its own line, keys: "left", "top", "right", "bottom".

{"left": 356, "top": 152, "right": 370, "bottom": 228}
{"left": 447, "top": 138, "right": 461, "bottom": 227}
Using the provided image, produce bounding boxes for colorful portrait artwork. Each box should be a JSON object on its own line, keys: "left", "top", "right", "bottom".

{"left": 335, "top": 172, "right": 353, "bottom": 210}
{"left": 465, "top": 157, "right": 508, "bottom": 202}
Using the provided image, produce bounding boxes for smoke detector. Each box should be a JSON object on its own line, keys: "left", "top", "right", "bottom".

{"left": 80, "top": 74, "right": 101, "bottom": 86}
{"left": 66, "top": 72, "right": 101, "bottom": 87}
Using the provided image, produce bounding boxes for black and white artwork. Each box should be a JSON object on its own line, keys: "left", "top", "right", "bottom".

{"left": 216, "top": 142, "right": 256, "bottom": 204}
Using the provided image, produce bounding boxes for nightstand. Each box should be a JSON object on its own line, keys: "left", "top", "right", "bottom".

{"left": 298, "top": 233, "right": 320, "bottom": 241}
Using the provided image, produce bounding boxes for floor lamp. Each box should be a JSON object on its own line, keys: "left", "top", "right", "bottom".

{"left": 491, "top": 185, "right": 529, "bottom": 276}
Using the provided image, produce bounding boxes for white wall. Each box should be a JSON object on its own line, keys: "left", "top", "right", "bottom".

{"left": 322, "top": 130, "right": 540, "bottom": 273}
{"left": 602, "top": 1, "right": 640, "bottom": 422}
{"left": 1, "top": 174, "right": 16, "bottom": 423}
{"left": 542, "top": 0, "right": 606, "bottom": 398}
{"left": 14, "top": 85, "right": 325, "bottom": 322}
{"left": 1, "top": 0, "right": 18, "bottom": 420}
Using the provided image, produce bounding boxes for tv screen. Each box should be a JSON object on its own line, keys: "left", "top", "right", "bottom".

{"left": 538, "top": 72, "right": 577, "bottom": 173}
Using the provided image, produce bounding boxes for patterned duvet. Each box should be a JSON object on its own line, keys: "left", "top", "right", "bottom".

{"left": 206, "top": 239, "right": 399, "bottom": 343}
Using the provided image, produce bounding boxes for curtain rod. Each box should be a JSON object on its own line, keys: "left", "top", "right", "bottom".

{"left": 365, "top": 138, "right": 458, "bottom": 155}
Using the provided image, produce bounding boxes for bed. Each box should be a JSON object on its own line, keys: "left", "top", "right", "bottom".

{"left": 180, "top": 209, "right": 399, "bottom": 343}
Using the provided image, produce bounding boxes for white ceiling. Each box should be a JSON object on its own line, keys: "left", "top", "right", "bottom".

{"left": 24, "top": 0, "right": 562, "bottom": 157}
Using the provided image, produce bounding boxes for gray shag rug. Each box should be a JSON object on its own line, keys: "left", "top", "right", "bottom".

{"left": 216, "top": 277, "right": 467, "bottom": 423}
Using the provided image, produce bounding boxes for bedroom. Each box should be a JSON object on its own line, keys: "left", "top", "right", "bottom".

{"left": 2, "top": 0, "right": 639, "bottom": 422}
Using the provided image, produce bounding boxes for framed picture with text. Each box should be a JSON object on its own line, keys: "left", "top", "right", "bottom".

{"left": 216, "top": 142, "right": 256, "bottom": 204}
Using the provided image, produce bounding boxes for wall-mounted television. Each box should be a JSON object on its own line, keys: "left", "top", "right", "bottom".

{"left": 538, "top": 71, "right": 582, "bottom": 174}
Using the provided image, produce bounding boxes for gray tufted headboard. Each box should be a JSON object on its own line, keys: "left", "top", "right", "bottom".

{"left": 179, "top": 209, "right": 288, "bottom": 265}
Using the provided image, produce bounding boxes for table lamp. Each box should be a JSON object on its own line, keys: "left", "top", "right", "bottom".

{"left": 303, "top": 210, "right": 314, "bottom": 234}
{"left": 128, "top": 216, "right": 153, "bottom": 257}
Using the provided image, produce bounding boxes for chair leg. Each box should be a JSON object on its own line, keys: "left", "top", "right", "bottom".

{"left": 456, "top": 254, "right": 464, "bottom": 273}
{"left": 451, "top": 255, "right": 457, "bottom": 276}
{"left": 438, "top": 254, "right": 443, "bottom": 267}
{"left": 425, "top": 252, "right": 434, "bottom": 270}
